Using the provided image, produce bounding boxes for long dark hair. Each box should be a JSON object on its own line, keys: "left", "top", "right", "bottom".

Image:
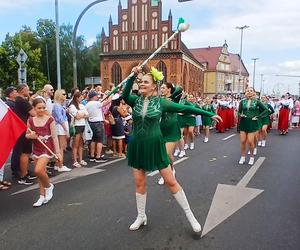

{"left": 32, "top": 97, "right": 46, "bottom": 107}
{"left": 70, "top": 91, "right": 81, "bottom": 110}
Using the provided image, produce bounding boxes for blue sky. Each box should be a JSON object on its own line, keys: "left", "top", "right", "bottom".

{"left": 0, "top": 0, "right": 299, "bottom": 95}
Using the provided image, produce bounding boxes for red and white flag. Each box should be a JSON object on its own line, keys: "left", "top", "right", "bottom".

{"left": 0, "top": 99, "right": 27, "bottom": 169}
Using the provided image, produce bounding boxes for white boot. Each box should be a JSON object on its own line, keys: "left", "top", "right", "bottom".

{"left": 173, "top": 189, "right": 201, "bottom": 233}
{"left": 33, "top": 195, "right": 46, "bottom": 207}
{"left": 238, "top": 156, "right": 246, "bottom": 165}
{"left": 253, "top": 147, "right": 257, "bottom": 155}
{"left": 158, "top": 177, "right": 164, "bottom": 185}
{"left": 257, "top": 141, "right": 262, "bottom": 147}
{"left": 129, "top": 193, "right": 147, "bottom": 231}
{"left": 184, "top": 144, "right": 189, "bottom": 150}
{"left": 261, "top": 140, "right": 266, "bottom": 147}
{"left": 189, "top": 142, "right": 194, "bottom": 150}
{"left": 45, "top": 183, "right": 54, "bottom": 202}
{"left": 173, "top": 148, "right": 180, "bottom": 157}
{"left": 203, "top": 137, "right": 208, "bottom": 143}
{"left": 178, "top": 150, "right": 186, "bottom": 158}
{"left": 248, "top": 157, "right": 255, "bottom": 165}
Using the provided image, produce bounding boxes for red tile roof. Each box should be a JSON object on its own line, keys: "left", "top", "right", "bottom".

{"left": 190, "top": 47, "right": 249, "bottom": 75}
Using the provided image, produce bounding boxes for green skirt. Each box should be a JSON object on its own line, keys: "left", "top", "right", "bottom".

{"left": 239, "top": 117, "right": 260, "bottom": 133}
{"left": 202, "top": 116, "right": 213, "bottom": 126}
{"left": 261, "top": 116, "right": 271, "bottom": 126}
{"left": 178, "top": 115, "right": 196, "bottom": 128}
{"left": 161, "top": 121, "right": 181, "bottom": 142}
{"left": 127, "top": 135, "right": 170, "bottom": 171}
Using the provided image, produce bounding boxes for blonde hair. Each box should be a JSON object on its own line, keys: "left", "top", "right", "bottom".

{"left": 54, "top": 89, "right": 66, "bottom": 103}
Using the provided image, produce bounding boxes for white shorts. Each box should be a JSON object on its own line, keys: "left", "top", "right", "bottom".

{"left": 56, "top": 121, "right": 69, "bottom": 136}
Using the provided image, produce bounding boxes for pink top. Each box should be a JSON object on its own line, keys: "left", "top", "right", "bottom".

{"left": 28, "top": 117, "right": 55, "bottom": 159}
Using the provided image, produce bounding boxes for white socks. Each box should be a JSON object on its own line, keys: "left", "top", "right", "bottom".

{"left": 173, "top": 189, "right": 201, "bottom": 233}
{"left": 129, "top": 193, "right": 147, "bottom": 230}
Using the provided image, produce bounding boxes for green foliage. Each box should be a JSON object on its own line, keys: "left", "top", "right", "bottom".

{"left": 0, "top": 19, "right": 102, "bottom": 94}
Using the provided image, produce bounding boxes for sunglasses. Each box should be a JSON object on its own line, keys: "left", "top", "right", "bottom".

{"left": 62, "top": 93, "right": 66, "bottom": 96}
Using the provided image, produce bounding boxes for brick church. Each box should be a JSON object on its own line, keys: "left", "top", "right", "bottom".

{"left": 100, "top": 0, "right": 205, "bottom": 96}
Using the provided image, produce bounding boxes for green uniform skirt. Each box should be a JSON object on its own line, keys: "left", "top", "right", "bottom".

{"left": 127, "top": 135, "right": 170, "bottom": 172}
{"left": 178, "top": 115, "right": 196, "bottom": 128}
{"left": 261, "top": 116, "right": 271, "bottom": 126}
{"left": 161, "top": 121, "right": 181, "bottom": 142}
{"left": 202, "top": 116, "right": 213, "bottom": 126}
{"left": 239, "top": 117, "right": 260, "bottom": 133}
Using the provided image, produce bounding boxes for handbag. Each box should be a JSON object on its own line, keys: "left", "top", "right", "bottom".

{"left": 108, "top": 112, "right": 116, "bottom": 125}
{"left": 83, "top": 120, "right": 93, "bottom": 141}
{"left": 69, "top": 116, "right": 76, "bottom": 137}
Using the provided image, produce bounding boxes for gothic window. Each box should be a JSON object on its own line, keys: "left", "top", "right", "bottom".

{"left": 111, "top": 62, "right": 122, "bottom": 85}
{"left": 142, "top": 4, "right": 148, "bottom": 30}
{"left": 122, "top": 36, "right": 128, "bottom": 50}
{"left": 157, "top": 61, "right": 167, "bottom": 83}
{"left": 162, "top": 33, "right": 168, "bottom": 49}
{"left": 131, "top": 5, "right": 138, "bottom": 31}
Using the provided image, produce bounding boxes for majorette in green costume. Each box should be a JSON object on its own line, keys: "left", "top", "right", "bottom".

{"left": 238, "top": 98, "right": 269, "bottom": 133}
{"left": 160, "top": 86, "right": 183, "bottom": 142}
{"left": 177, "top": 99, "right": 198, "bottom": 128}
{"left": 201, "top": 104, "right": 215, "bottom": 126}
{"left": 122, "top": 76, "right": 215, "bottom": 171}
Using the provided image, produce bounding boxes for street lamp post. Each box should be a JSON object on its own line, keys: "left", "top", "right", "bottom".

{"left": 55, "top": 0, "right": 61, "bottom": 89}
{"left": 252, "top": 58, "right": 259, "bottom": 89}
{"left": 260, "top": 74, "right": 264, "bottom": 97}
{"left": 236, "top": 25, "right": 249, "bottom": 95}
{"left": 72, "top": 0, "right": 109, "bottom": 88}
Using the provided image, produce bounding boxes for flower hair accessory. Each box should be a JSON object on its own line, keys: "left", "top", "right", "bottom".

{"left": 150, "top": 67, "right": 164, "bottom": 82}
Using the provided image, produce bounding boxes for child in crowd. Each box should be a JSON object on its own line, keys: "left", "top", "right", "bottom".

{"left": 26, "top": 97, "right": 62, "bottom": 207}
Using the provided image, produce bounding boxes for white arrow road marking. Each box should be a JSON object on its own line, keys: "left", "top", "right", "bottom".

{"left": 201, "top": 157, "right": 265, "bottom": 237}
{"left": 147, "top": 157, "right": 188, "bottom": 177}
{"left": 222, "top": 133, "right": 236, "bottom": 141}
{"left": 11, "top": 158, "right": 126, "bottom": 196}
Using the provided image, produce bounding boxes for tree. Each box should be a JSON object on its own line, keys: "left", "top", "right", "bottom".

{"left": 0, "top": 27, "right": 47, "bottom": 91}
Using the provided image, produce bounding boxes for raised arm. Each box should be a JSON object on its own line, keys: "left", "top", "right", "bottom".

{"left": 161, "top": 98, "right": 215, "bottom": 117}
{"left": 171, "top": 86, "right": 183, "bottom": 103}
{"left": 121, "top": 75, "right": 138, "bottom": 107}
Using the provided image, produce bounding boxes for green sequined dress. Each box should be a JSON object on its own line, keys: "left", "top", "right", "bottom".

{"left": 122, "top": 76, "right": 215, "bottom": 171}
{"left": 160, "top": 87, "right": 183, "bottom": 142}
{"left": 260, "top": 103, "right": 275, "bottom": 126}
{"left": 238, "top": 99, "right": 269, "bottom": 133}
{"left": 202, "top": 104, "right": 215, "bottom": 126}
{"left": 177, "top": 99, "right": 197, "bottom": 128}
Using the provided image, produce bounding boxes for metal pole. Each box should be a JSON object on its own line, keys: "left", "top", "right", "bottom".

{"left": 55, "top": 0, "right": 61, "bottom": 89}
{"left": 46, "top": 43, "right": 50, "bottom": 81}
{"left": 236, "top": 25, "right": 249, "bottom": 95}
{"left": 252, "top": 58, "right": 259, "bottom": 89}
{"left": 72, "top": 0, "right": 109, "bottom": 88}
{"left": 260, "top": 74, "right": 263, "bottom": 97}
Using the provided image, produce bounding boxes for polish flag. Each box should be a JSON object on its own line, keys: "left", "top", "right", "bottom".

{"left": 0, "top": 99, "right": 27, "bottom": 169}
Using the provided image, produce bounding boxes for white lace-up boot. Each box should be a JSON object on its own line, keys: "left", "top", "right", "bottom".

{"left": 129, "top": 193, "right": 147, "bottom": 231}
{"left": 173, "top": 189, "right": 201, "bottom": 233}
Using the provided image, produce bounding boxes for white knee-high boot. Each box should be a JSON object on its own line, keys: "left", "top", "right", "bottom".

{"left": 173, "top": 189, "right": 201, "bottom": 233}
{"left": 129, "top": 193, "right": 147, "bottom": 231}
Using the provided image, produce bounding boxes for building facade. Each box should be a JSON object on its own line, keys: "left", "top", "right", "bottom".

{"left": 100, "top": 0, "right": 205, "bottom": 96}
{"left": 190, "top": 42, "right": 249, "bottom": 96}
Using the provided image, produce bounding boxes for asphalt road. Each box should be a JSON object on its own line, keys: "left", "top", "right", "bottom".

{"left": 0, "top": 129, "right": 299, "bottom": 250}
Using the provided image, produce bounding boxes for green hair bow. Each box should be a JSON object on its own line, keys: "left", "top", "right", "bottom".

{"left": 150, "top": 67, "right": 164, "bottom": 82}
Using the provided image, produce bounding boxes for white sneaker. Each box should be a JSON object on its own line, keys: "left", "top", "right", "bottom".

{"left": 190, "top": 142, "right": 194, "bottom": 150}
{"left": 178, "top": 150, "right": 186, "bottom": 158}
{"left": 33, "top": 195, "right": 46, "bottom": 207}
{"left": 203, "top": 137, "right": 208, "bottom": 143}
{"left": 173, "top": 148, "right": 180, "bottom": 157}
{"left": 248, "top": 150, "right": 250, "bottom": 155}
{"left": 105, "top": 149, "right": 114, "bottom": 155}
{"left": 184, "top": 144, "right": 189, "bottom": 150}
{"left": 248, "top": 157, "right": 255, "bottom": 165}
{"left": 253, "top": 148, "right": 257, "bottom": 155}
{"left": 239, "top": 156, "right": 246, "bottom": 165}
{"left": 257, "top": 141, "right": 262, "bottom": 147}
{"left": 158, "top": 177, "right": 164, "bottom": 185}
{"left": 261, "top": 140, "right": 266, "bottom": 147}
{"left": 45, "top": 183, "right": 54, "bottom": 202}
{"left": 57, "top": 166, "right": 72, "bottom": 172}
